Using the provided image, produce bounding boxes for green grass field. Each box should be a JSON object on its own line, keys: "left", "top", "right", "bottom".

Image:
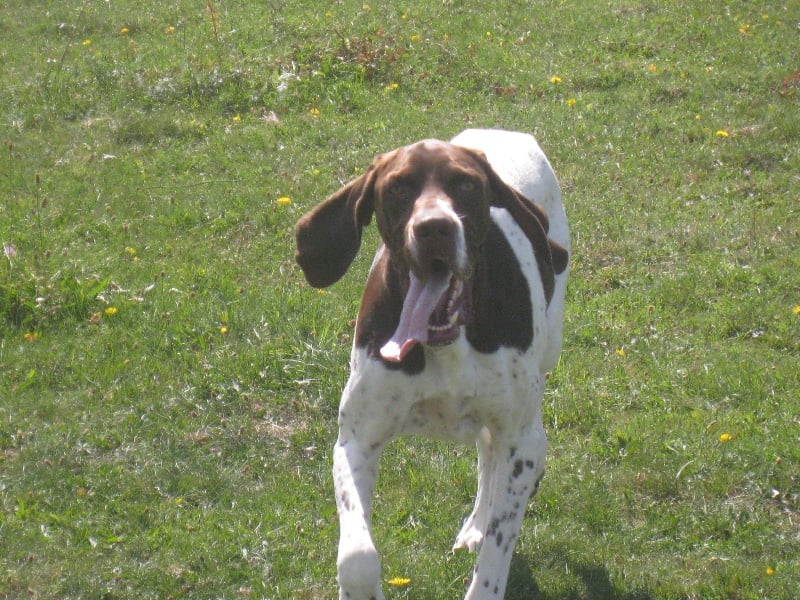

{"left": 1, "top": 1, "right": 798, "bottom": 598}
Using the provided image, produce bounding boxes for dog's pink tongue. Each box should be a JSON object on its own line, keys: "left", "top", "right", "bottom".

{"left": 380, "top": 272, "right": 450, "bottom": 362}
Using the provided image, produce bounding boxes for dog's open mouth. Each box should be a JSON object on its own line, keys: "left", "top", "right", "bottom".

{"left": 379, "top": 268, "right": 471, "bottom": 363}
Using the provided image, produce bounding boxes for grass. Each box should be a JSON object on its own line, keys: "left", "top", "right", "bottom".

{"left": 1, "top": 0, "right": 798, "bottom": 598}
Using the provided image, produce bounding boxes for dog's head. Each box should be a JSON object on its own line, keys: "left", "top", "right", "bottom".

{"left": 295, "top": 139, "right": 565, "bottom": 361}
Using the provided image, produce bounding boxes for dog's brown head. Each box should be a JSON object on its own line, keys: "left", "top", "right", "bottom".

{"left": 295, "top": 139, "right": 567, "bottom": 362}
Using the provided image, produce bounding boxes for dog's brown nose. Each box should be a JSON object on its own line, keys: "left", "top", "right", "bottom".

{"left": 409, "top": 214, "right": 460, "bottom": 278}
{"left": 413, "top": 216, "right": 457, "bottom": 243}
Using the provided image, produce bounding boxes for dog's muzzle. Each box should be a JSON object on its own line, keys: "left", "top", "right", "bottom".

{"left": 380, "top": 205, "right": 471, "bottom": 362}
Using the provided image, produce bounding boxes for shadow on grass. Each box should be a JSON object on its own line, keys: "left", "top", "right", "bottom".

{"left": 506, "top": 552, "right": 653, "bottom": 600}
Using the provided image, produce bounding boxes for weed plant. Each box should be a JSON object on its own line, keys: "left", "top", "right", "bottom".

{"left": 1, "top": 1, "right": 798, "bottom": 598}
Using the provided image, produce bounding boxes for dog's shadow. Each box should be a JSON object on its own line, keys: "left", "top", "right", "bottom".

{"left": 505, "top": 552, "right": 653, "bottom": 600}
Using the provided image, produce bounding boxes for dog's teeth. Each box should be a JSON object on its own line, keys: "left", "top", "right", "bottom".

{"left": 431, "top": 280, "right": 463, "bottom": 334}
{"left": 429, "top": 312, "right": 460, "bottom": 334}
{"left": 447, "top": 280, "right": 463, "bottom": 312}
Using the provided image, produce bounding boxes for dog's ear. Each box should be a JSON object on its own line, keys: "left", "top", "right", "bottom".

{"left": 295, "top": 160, "right": 382, "bottom": 288}
{"left": 473, "top": 152, "right": 569, "bottom": 276}
{"left": 466, "top": 149, "right": 569, "bottom": 303}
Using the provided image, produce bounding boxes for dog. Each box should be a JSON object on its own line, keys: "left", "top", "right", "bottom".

{"left": 295, "top": 129, "right": 569, "bottom": 599}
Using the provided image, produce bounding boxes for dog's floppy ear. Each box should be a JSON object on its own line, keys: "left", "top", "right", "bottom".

{"left": 295, "top": 160, "right": 381, "bottom": 288}
{"left": 467, "top": 149, "right": 569, "bottom": 303}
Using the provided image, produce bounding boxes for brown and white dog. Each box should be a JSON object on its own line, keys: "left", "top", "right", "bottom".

{"left": 295, "top": 129, "right": 569, "bottom": 599}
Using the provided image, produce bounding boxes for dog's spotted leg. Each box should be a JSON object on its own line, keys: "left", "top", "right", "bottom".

{"left": 333, "top": 435, "right": 386, "bottom": 600}
{"left": 464, "top": 423, "right": 547, "bottom": 599}
{"left": 454, "top": 426, "right": 493, "bottom": 552}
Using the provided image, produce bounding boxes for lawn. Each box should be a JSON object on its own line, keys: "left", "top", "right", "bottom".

{"left": 1, "top": 1, "right": 798, "bottom": 598}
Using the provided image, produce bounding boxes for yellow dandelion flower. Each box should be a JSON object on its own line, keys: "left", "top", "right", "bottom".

{"left": 309, "top": 108, "right": 320, "bottom": 119}
{"left": 384, "top": 82, "right": 399, "bottom": 91}
{"left": 615, "top": 348, "right": 626, "bottom": 357}
{"left": 120, "top": 27, "right": 129, "bottom": 35}
{"left": 410, "top": 34, "right": 421, "bottom": 42}
{"left": 792, "top": 305, "right": 800, "bottom": 315}
{"left": 766, "top": 566, "right": 775, "bottom": 575}
{"left": 105, "top": 307, "right": 118, "bottom": 316}
{"left": 82, "top": 39, "right": 92, "bottom": 46}
{"left": 738, "top": 23, "right": 751, "bottom": 35}
{"left": 165, "top": 25, "right": 176, "bottom": 34}
{"left": 387, "top": 577, "right": 411, "bottom": 587}
{"left": 23, "top": 332, "right": 39, "bottom": 342}
{"left": 317, "top": 289, "right": 326, "bottom": 295}
{"left": 549, "top": 76, "right": 562, "bottom": 84}
{"left": 719, "top": 433, "right": 732, "bottom": 443}
{"left": 276, "top": 196, "right": 292, "bottom": 206}
{"left": 232, "top": 115, "right": 241, "bottom": 122}
{"left": 220, "top": 326, "right": 229, "bottom": 334}
{"left": 715, "top": 130, "right": 729, "bottom": 138}
{"left": 566, "top": 98, "right": 577, "bottom": 107}
{"left": 647, "top": 63, "right": 657, "bottom": 72}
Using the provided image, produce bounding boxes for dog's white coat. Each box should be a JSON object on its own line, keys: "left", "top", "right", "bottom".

{"left": 334, "top": 129, "right": 569, "bottom": 599}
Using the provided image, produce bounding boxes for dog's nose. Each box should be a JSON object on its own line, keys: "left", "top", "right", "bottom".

{"left": 409, "top": 214, "right": 460, "bottom": 278}
{"left": 413, "top": 216, "right": 457, "bottom": 243}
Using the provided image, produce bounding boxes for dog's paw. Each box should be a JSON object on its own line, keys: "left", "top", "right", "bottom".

{"left": 338, "top": 542, "right": 385, "bottom": 600}
{"left": 453, "top": 526, "right": 484, "bottom": 553}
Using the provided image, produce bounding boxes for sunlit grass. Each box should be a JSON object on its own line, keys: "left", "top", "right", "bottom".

{"left": 1, "top": 1, "right": 797, "bottom": 598}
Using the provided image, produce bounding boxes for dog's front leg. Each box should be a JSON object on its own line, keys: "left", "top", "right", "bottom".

{"left": 333, "top": 427, "right": 386, "bottom": 600}
{"left": 465, "top": 423, "right": 547, "bottom": 599}
{"left": 454, "top": 426, "right": 494, "bottom": 553}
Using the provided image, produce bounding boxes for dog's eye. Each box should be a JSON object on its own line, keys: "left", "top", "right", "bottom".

{"left": 386, "top": 181, "right": 410, "bottom": 198}
{"left": 457, "top": 178, "right": 477, "bottom": 193}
